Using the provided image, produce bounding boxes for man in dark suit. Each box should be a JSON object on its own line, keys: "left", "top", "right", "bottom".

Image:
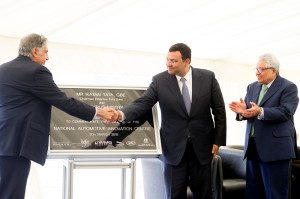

{"left": 229, "top": 53, "right": 299, "bottom": 199}
{"left": 0, "top": 33, "right": 114, "bottom": 199}
{"left": 106, "top": 43, "right": 227, "bottom": 199}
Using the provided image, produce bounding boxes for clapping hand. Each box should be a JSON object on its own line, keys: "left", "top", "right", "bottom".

{"left": 229, "top": 98, "right": 246, "bottom": 115}
{"left": 241, "top": 102, "right": 260, "bottom": 118}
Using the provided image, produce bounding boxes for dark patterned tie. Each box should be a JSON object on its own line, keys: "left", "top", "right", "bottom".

{"left": 180, "top": 78, "right": 191, "bottom": 114}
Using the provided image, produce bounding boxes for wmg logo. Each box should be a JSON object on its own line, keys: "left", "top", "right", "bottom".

{"left": 94, "top": 140, "right": 112, "bottom": 146}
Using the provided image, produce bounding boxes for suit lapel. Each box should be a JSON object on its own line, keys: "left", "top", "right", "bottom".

{"left": 259, "top": 76, "right": 281, "bottom": 106}
{"left": 191, "top": 68, "right": 201, "bottom": 110}
{"left": 250, "top": 83, "right": 262, "bottom": 105}
{"left": 190, "top": 67, "right": 207, "bottom": 116}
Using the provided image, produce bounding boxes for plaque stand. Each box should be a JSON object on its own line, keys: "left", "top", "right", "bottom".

{"left": 62, "top": 158, "right": 136, "bottom": 199}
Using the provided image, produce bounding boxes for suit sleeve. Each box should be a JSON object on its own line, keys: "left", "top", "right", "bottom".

{"left": 122, "top": 77, "right": 158, "bottom": 121}
{"left": 264, "top": 83, "right": 298, "bottom": 122}
{"left": 211, "top": 73, "right": 227, "bottom": 146}
{"left": 30, "top": 66, "right": 96, "bottom": 121}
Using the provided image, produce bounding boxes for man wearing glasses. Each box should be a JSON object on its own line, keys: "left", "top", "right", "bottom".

{"left": 229, "top": 53, "right": 299, "bottom": 199}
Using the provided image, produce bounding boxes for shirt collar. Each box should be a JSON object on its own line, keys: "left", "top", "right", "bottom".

{"left": 176, "top": 66, "right": 192, "bottom": 82}
{"left": 264, "top": 79, "right": 274, "bottom": 89}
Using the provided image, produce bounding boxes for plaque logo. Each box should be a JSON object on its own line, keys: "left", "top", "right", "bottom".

{"left": 126, "top": 141, "right": 136, "bottom": 146}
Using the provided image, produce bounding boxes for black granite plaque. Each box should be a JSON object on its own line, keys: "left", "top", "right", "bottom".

{"left": 48, "top": 86, "right": 161, "bottom": 158}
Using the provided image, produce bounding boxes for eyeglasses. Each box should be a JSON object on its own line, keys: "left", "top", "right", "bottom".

{"left": 166, "top": 59, "right": 179, "bottom": 64}
{"left": 254, "top": 67, "right": 275, "bottom": 73}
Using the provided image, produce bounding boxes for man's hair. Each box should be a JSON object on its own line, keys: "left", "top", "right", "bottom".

{"left": 259, "top": 53, "right": 280, "bottom": 75}
{"left": 169, "top": 43, "right": 191, "bottom": 61}
{"left": 18, "top": 33, "right": 47, "bottom": 58}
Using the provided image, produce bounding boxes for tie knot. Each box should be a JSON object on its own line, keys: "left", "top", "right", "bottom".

{"left": 262, "top": 84, "right": 268, "bottom": 92}
{"left": 180, "top": 78, "right": 186, "bottom": 83}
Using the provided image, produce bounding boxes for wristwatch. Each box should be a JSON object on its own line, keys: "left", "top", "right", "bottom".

{"left": 258, "top": 107, "right": 263, "bottom": 116}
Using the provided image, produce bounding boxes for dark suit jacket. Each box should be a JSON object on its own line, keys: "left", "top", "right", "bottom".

{"left": 0, "top": 55, "right": 96, "bottom": 165}
{"left": 240, "top": 75, "right": 299, "bottom": 161}
{"left": 122, "top": 67, "right": 227, "bottom": 166}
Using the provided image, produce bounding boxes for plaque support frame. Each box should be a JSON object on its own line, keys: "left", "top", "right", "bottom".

{"left": 62, "top": 158, "right": 136, "bottom": 199}
{"left": 48, "top": 86, "right": 161, "bottom": 199}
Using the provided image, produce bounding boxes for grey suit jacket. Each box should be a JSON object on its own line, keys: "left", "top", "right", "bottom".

{"left": 122, "top": 67, "right": 226, "bottom": 165}
{"left": 0, "top": 55, "right": 96, "bottom": 165}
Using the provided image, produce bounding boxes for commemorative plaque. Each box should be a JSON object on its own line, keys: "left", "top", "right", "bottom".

{"left": 48, "top": 86, "right": 161, "bottom": 158}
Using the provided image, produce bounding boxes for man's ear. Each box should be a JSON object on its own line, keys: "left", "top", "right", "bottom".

{"left": 185, "top": 58, "right": 191, "bottom": 65}
{"left": 31, "top": 48, "right": 38, "bottom": 57}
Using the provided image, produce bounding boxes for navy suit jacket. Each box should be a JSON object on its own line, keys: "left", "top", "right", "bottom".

{"left": 241, "top": 75, "right": 299, "bottom": 161}
{"left": 122, "top": 67, "right": 227, "bottom": 166}
{"left": 0, "top": 56, "right": 96, "bottom": 165}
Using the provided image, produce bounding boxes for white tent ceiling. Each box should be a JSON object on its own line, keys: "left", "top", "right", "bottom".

{"left": 1, "top": 0, "right": 300, "bottom": 70}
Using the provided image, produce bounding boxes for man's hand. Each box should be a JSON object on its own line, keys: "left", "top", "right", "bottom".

{"left": 229, "top": 98, "right": 246, "bottom": 114}
{"left": 242, "top": 102, "right": 261, "bottom": 118}
{"left": 212, "top": 144, "right": 219, "bottom": 157}
{"left": 96, "top": 107, "right": 120, "bottom": 123}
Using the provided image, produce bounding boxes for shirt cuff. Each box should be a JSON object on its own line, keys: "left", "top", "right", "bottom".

{"left": 238, "top": 114, "right": 243, "bottom": 120}
{"left": 119, "top": 111, "right": 126, "bottom": 122}
{"left": 94, "top": 107, "right": 97, "bottom": 118}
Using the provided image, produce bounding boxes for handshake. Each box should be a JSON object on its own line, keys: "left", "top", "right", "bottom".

{"left": 96, "top": 107, "right": 122, "bottom": 123}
